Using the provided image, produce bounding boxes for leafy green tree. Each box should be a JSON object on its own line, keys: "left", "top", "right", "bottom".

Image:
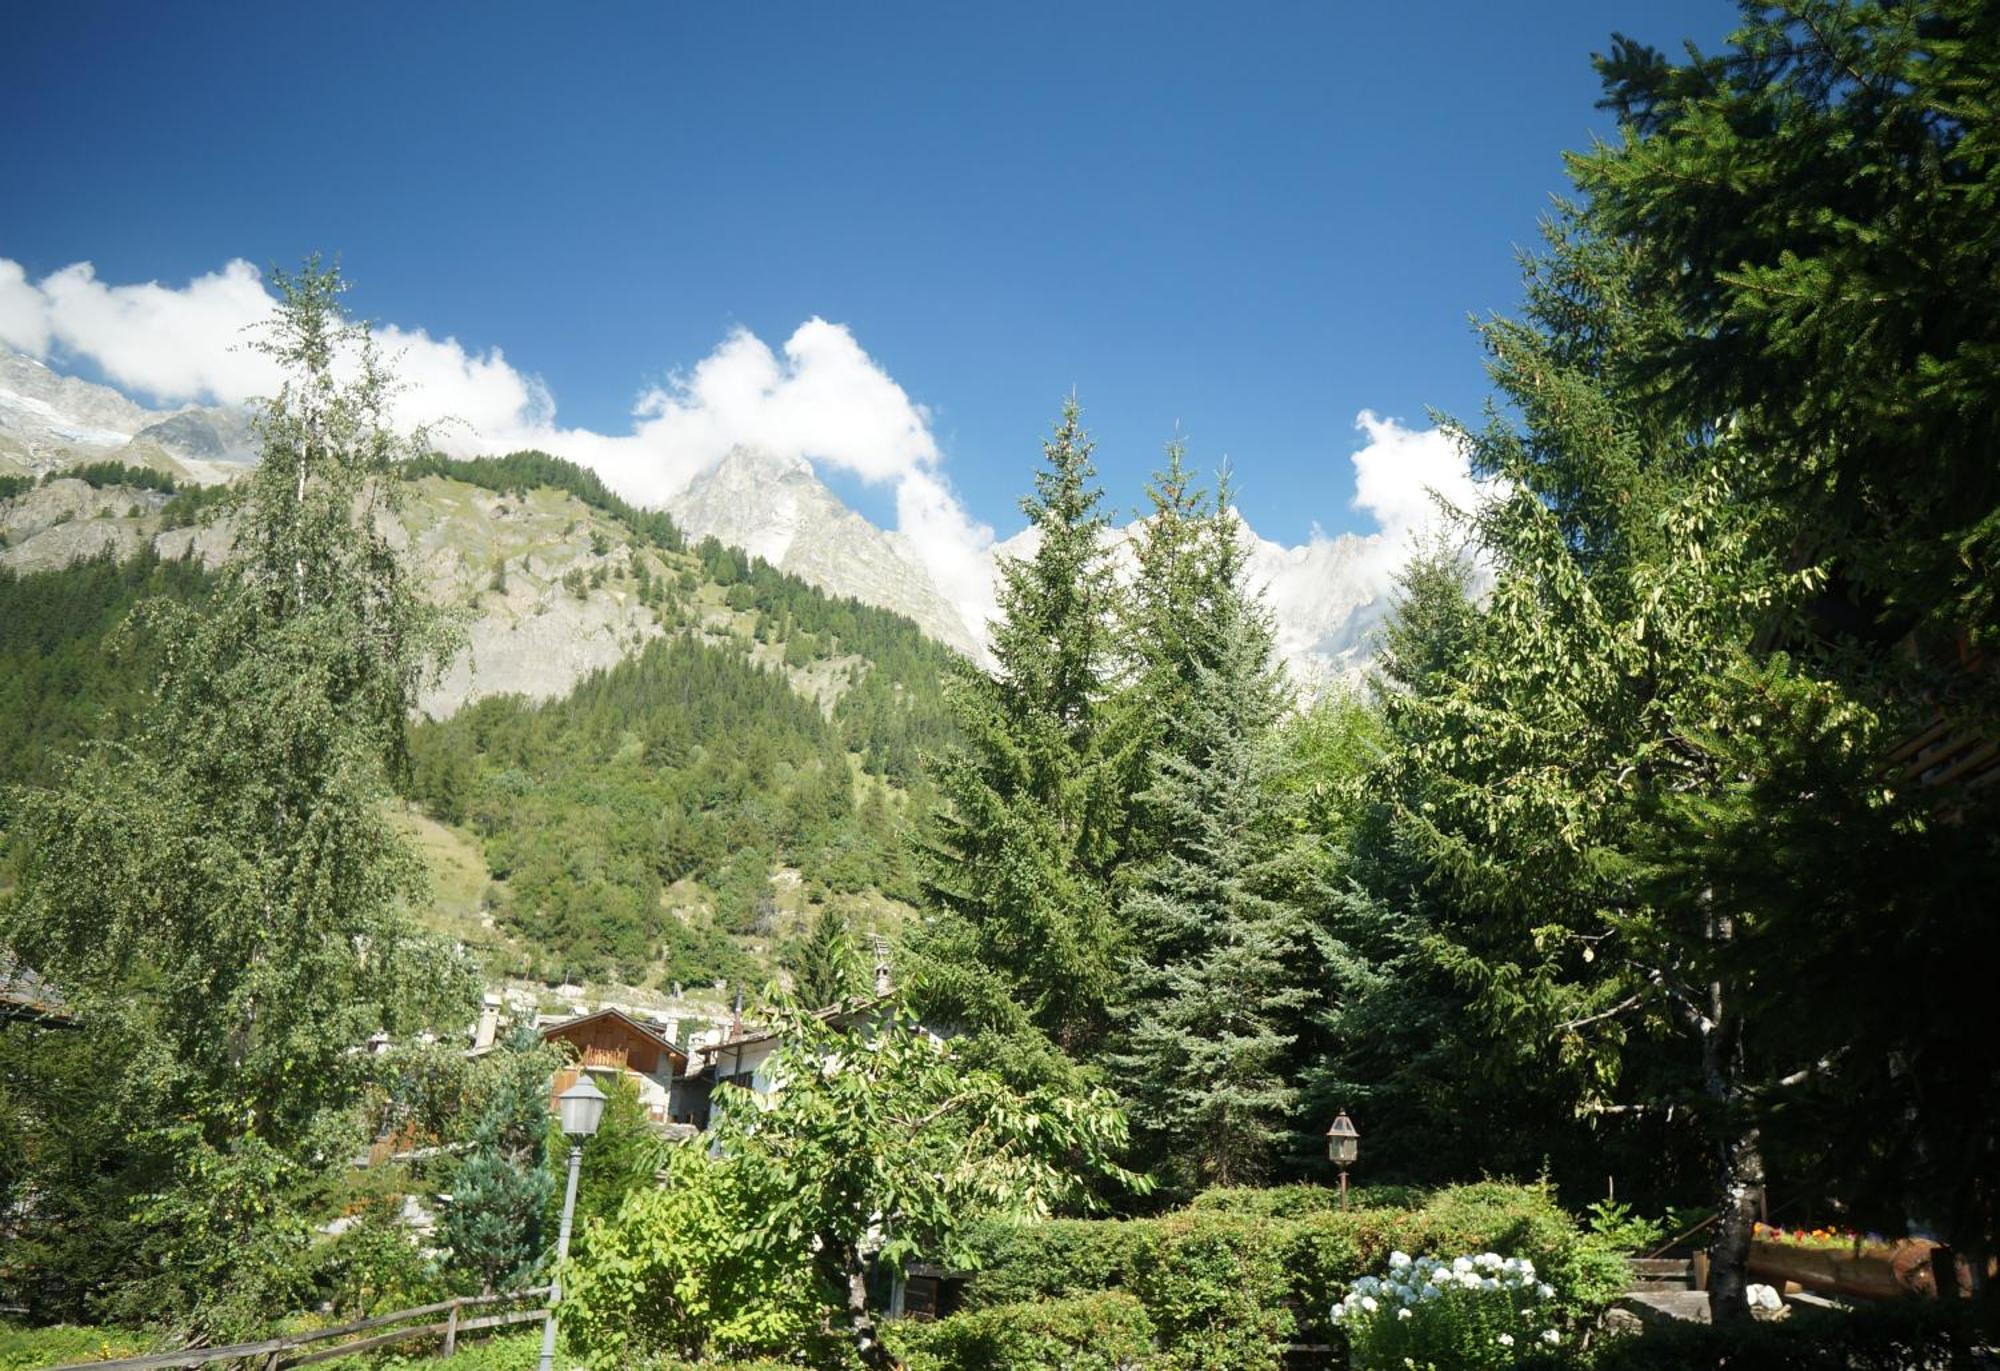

{"left": 541, "top": 1072, "right": 665, "bottom": 1263}
{"left": 442, "top": 1030, "right": 558, "bottom": 1294}
{"left": 916, "top": 399, "right": 1126, "bottom": 1055}
{"left": 0, "top": 259, "right": 473, "bottom": 1333}
{"left": 557, "top": 1141, "right": 823, "bottom": 1366}
{"left": 1370, "top": 217, "right": 1845, "bottom": 1320}
{"left": 1568, "top": 0, "right": 2000, "bottom": 1284}
{"left": 574, "top": 1004, "right": 1140, "bottom": 1370}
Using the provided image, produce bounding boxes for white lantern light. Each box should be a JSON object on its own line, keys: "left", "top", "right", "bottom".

{"left": 557, "top": 1075, "right": 608, "bottom": 1138}
{"left": 1327, "top": 1111, "right": 1360, "bottom": 1166}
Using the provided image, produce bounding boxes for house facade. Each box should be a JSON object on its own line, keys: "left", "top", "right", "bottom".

{"left": 539, "top": 1007, "right": 698, "bottom": 1126}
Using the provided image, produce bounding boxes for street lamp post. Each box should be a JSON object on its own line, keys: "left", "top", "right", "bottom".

{"left": 538, "top": 1075, "right": 607, "bottom": 1371}
{"left": 1326, "top": 1111, "right": 1360, "bottom": 1210}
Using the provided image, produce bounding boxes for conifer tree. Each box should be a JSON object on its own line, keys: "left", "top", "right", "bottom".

{"left": 1110, "top": 499, "right": 1312, "bottom": 1187}
{"left": 916, "top": 399, "right": 1125, "bottom": 1055}
{"left": 787, "top": 903, "right": 863, "bottom": 1009}
{"left": 443, "top": 1030, "right": 557, "bottom": 1295}
{"left": 1111, "top": 440, "right": 1215, "bottom": 864}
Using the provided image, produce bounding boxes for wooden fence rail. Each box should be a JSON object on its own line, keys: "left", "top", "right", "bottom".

{"left": 42, "top": 1287, "right": 552, "bottom": 1371}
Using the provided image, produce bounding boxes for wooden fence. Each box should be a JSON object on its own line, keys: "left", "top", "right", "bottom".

{"left": 42, "top": 1287, "right": 551, "bottom": 1371}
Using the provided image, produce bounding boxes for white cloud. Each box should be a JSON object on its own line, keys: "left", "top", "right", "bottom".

{"left": 0, "top": 256, "right": 1493, "bottom": 664}
{"left": 1344, "top": 408, "right": 1489, "bottom": 589}
{"left": 0, "top": 258, "right": 54, "bottom": 356}
{"left": 0, "top": 254, "right": 996, "bottom": 639}
{"left": 29, "top": 259, "right": 280, "bottom": 403}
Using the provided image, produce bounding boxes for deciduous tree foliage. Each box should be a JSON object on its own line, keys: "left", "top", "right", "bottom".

{"left": 563, "top": 1005, "right": 1140, "bottom": 1370}
{"left": 1, "top": 260, "right": 475, "bottom": 1332}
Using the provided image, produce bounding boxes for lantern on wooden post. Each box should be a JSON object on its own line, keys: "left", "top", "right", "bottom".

{"left": 1326, "top": 1111, "right": 1360, "bottom": 1208}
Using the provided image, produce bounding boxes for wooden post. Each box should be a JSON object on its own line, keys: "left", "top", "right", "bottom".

{"left": 443, "top": 1300, "right": 460, "bottom": 1358}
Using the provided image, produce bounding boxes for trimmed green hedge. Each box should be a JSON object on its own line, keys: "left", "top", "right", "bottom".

{"left": 953, "top": 1183, "right": 1626, "bottom": 1370}
{"left": 887, "top": 1291, "right": 1156, "bottom": 1371}
{"left": 1188, "top": 1184, "right": 1428, "bottom": 1217}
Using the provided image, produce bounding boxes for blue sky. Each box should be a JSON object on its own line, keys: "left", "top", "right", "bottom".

{"left": 1, "top": 2, "right": 1736, "bottom": 547}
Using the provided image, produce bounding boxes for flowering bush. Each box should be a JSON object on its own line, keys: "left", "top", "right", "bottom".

{"left": 1332, "top": 1250, "right": 1564, "bottom": 1370}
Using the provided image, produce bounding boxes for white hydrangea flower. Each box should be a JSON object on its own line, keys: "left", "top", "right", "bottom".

{"left": 1360, "top": 1296, "right": 1379, "bottom": 1314}
{"left": 1541, "top": 1329, "right": 1561, "bottom": 1345}
{"left": 1389, "top": 1250, "right": 1412, "bottom": 1268}
{"left": 1396, "top": 1306, "right": 1413, "bottom": 1320}
{"left": 1497, "top": 1332, "right": 1515, "bottom": 1347}
{"left": 1537, "top": 1282, "right": 1554, "bottom": 1300}
{"left": 1453, "top": 1256, "right": 1474, "bottom": 1274}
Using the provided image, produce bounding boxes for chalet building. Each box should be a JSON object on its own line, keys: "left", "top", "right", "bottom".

{"left": 539, "top": 1008, "right": 700, "bottom": 1127}
{"left": 686, "top": 992, "right": 908, "bottom": 1130}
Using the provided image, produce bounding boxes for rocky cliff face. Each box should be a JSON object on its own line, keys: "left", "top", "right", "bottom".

{"left": 666, "top": 446, "right": 985, "bottom": 658}
{"left": 0, "top": 346, "right": 257, "bottom": 482}
{"left": 4, "top": 347, "right": 1392, "bottom": 687}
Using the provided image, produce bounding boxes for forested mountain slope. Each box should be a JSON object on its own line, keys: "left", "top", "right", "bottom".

{"left": 0, "top": 451, "right": 956, "bottom": 999}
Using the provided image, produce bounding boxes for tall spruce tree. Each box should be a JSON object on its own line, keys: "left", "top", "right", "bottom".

{"left": 1112, "top": 490, "right": 1314, "bottom": 1188}
{"left": 915, "top": 399, "right": 1124, "bottom": 1056}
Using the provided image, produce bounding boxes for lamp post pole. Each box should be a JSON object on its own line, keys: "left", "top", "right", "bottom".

{"left": 539, "top": 1075, "right": 607, "bottom": 1371}
{"left": 537, "top": 1143, "right": 584, "bottom": 1371}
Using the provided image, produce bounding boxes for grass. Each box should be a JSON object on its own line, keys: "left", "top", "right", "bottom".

{"left": 0, "top": 1321, "right": 159, "bottom": 1370}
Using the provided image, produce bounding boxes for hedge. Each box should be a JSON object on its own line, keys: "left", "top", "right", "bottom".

{"left": 953, "top": 1182, "right": 1627, "bottom": 1369}
{"left": 1188, "top": 1184, "right": 1428, "bottom": 1217}
{"left": 887, "top": 1291, "right": 1156, "bottom": 1371}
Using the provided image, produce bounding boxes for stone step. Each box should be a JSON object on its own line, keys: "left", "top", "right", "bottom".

{"left": 1628, "top": 1257, "right": 1695, "bottom": 1286}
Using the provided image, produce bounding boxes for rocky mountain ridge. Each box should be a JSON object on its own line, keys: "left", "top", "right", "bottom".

{"left": 0, "top": 347, "right": 259, "bottom": 485}
{"left": 3, "top": 346, "right": 1392, "bottom": 686}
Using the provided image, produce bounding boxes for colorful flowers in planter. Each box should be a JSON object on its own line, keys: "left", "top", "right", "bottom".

{"left": 1332, "top": 1251, "right": 1563, "bottom": 1369}
{"left": 1753, "top": 1221, "right": 1886, "bottom": 1253}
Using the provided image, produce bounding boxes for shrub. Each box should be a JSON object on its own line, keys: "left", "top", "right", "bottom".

{"left": 955, "top": 1183, "right": 1624, "bottom": 1367}
{"left": 956, "top": 1218, "right": 1143, "bottom": 1309}
{"left": 1190, "top": 1183, "right": 1428, "bottom": 1217}
{"left": 888, "top": 1291, "right": 1157, "bottom": 1371}
{"left": 1125, "top": 1213, "right": 1295, "bottom": 1371}
{"left": 1334, "top": 1250, "right": 1566, "bottom": 1370}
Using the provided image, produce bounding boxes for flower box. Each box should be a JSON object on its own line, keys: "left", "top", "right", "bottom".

{"left": 1747, "top": 1237, "right": 1940, "bottom": 1300}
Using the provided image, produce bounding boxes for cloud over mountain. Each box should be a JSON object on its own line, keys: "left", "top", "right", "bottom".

{"left": 0, "top": 253, "right": 1488, "bottom": 666}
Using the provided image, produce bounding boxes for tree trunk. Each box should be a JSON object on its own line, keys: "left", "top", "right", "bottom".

{"left": 842, "top": 1241, "right": 893, "bottom": 1371}
{"left": 1705, "top": 1108, "right": 1764, "bottom": 1324}
{"left": 1699, "top": 921, "right": 1763, "bottom": 1326}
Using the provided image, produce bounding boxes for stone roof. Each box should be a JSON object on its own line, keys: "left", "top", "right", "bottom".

{"left": 0, "top": 949, "right": 77, "bottom": 1027}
